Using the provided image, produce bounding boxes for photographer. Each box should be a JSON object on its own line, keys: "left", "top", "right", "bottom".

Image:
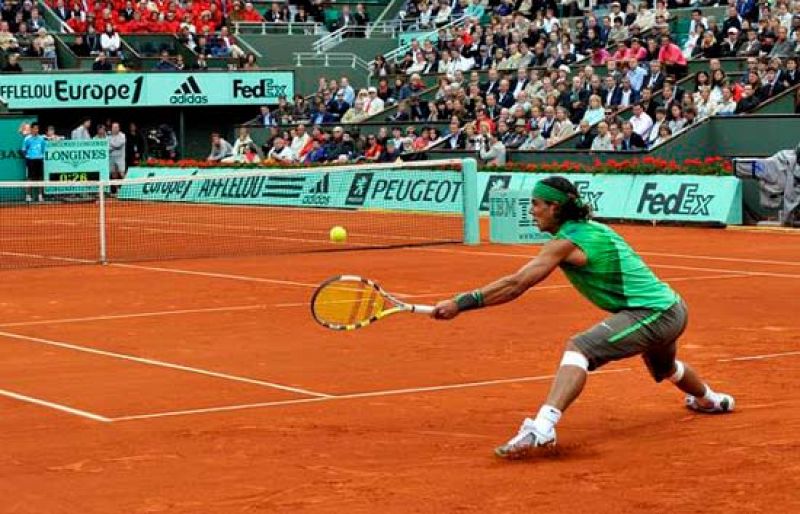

{"left": 147, "top": 124, "right": 178, "bottom": 160}
{"left": 478, "top": 123, "right": 507, "bottom": 166}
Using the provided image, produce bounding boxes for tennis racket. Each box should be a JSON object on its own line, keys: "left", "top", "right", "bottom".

{"left": 310, "top": 275, "right": 434, "bottom": 331}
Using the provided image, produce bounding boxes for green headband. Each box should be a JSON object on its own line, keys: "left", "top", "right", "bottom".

{"left": 533, "top": 182, "right": 569, "bottom": 204}
{"left": 532, "top": 181, "right": 584, "bottom": 207}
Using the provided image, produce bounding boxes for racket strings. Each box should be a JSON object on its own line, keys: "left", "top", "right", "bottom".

{"left": 313, "top": 280, "right": 388, "bottom": 326}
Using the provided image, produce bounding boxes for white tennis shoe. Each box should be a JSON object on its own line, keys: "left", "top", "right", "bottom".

{"left": 494, "top": 418, "right": 556, "bottom": 459}
{"left": 685, "top": 392, "right": 735, "bottom": 413}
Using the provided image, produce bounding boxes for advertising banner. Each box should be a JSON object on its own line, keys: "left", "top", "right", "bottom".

{"left": 0, "top": 71, "right": 294, "bottom": 109}
{"left": 488, "top": 188, "right": 551, "bottom": 244}
{"left": 0, "top": 116, "right": 35, "bottom": 200}
{"left": 121, "top": 167, "right": 465, "bottom": 213}
{"left": 625, "top": 175, "right": 742, "bottom": 224}
{"left": 478, "top": 172, "right": 634, "bottom": 218}
{"left": 123, "top": 168, "right": 742, "bottom": 225}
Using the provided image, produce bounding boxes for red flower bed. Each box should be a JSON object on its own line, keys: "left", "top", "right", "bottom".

{"left": 143, "top": 156, "right": 733, "bottom": 176}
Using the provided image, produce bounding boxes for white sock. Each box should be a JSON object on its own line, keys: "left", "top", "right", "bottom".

{"left": 531, "top": 405, "right": 562, "bottom": 435}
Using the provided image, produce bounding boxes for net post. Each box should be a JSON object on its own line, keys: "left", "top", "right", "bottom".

{"left": 461, "top": 158, "right": 480, "bottom": 245}
{"left": 98, "top": 183, "right": 108, "bottom": 264}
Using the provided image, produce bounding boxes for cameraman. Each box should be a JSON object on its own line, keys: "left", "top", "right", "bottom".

{"left": 477, "top": 123, "right": 506, "bottom": 166}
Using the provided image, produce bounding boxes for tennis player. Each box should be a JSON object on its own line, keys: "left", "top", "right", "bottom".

{"left": 432, "top": 176, "right": 734, "bottom": 459}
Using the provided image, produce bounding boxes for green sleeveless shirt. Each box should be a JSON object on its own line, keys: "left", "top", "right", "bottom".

{"left": 555, "top": 220, "right": 678, "bottom": 312}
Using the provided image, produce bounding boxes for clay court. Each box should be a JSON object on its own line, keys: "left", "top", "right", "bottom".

{"left": 1, "top": 212, "right": 799, "bottom": 512}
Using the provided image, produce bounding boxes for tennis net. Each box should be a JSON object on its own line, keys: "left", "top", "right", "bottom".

{"left": 0, "top": 158, "right": 479, "bottom": 269}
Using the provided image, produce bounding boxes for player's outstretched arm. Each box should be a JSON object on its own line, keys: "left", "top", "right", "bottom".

{"left": 432, "top": 239, "right": 576, "bottom": 320}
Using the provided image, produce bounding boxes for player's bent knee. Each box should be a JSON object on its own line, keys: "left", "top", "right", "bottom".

{"left": 560, "top": 350, "right": 589, "bottom": 372}
{"left": 668, "top": 360, "right": 685, "bottom": 384}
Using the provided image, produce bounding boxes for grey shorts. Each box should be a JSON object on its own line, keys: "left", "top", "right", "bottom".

{"left": 572, "top": 300, "right": 688, "bottom": 382}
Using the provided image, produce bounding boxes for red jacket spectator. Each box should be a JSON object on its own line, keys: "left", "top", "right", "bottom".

{"left": 658, "top": 41, "right": 687, "bottom": 66}
{"left": 241, "top": 4, "right": 262, "bottom": 22}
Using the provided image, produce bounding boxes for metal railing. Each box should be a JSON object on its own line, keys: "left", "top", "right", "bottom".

{"left": 293, "top": 52, "right": 371, "bottom": 71}
{"left": 312, "top": 23, "right": 400, "bottom": 53}
{"left": 372, "top": 15, "right": 467, "bottom": 67}
{"left": 232, "top": 21, "right": 325, "bottom": 36}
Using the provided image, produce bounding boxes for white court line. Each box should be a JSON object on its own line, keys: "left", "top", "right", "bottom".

{"left": 717, "top": 350, "right": 800, "bottom": 362}
{"left": 110, "top": 368, "right": 631, "bottom": 422}
{"left": 410, "top": 247, "right": 800, "bottom": 279}
{"left": 110, "top": 263, "right": 422, "bottom": 297}
{"left": 0, "top": 388, "right": 111, "bottom": 422}
{"left": 639, "top": 252, "right": 800, "bottom": 268}
{"left": 0, "top": 273, "right": 754, "bottom": 327}
{"left": 110, "top": 263, "right": 324, "bottom": 289}
{"left": 0, "top": 330, "right": 332, "bottom": 398}
{"left": 0, "top": 304, "right": 268, "bottom": 328}
{"left": 0, "top": 251, "right": 94, "bottom": 264}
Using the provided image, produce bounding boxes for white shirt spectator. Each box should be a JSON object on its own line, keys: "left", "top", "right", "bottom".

{"left": 647, "top": 120, "right": 664, "bottom": 147}
{"left": 268, "top": 145, "right": 295, "bottom": 163}
{"left": 630, "top": 111, "right": 653, "bottom": 139}
{"left": 290, "top": 132, "right": 310, "bottom": 159}
{"left": 542, "top": 15, "right": 560, "bottom": 34}
{"left": 479, "top": 139, "right": 507, "bottom": 165}
{"left": 716, "top": 98, "right": 737, "bottom": 115}
{"left": 100, "top": 31, "right": 120, "bottom": 54}
{"left": 688, "top": 16, "right": 707, "bottom": 36}
{"left": 71, "top": 126, "right": 91, "bottom": 140}
{"left": 591, "top": 133, "right": 614, "bottom": 151}
{"left": 364, "top": 93, "right": 384, "bottom": 115}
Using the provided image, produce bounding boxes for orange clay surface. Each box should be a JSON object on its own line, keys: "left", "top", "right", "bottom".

{"left": 0, "top": 225, "right": 799, "bottom": 513}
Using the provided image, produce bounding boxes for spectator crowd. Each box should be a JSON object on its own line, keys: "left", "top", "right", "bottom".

{"left": 218, "top": 0, "right": 799, "bottom": 164}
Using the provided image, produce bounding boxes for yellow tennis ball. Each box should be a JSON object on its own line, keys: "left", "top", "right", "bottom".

{"left": 330, "top": 226, "right": 347, "bottom": 243}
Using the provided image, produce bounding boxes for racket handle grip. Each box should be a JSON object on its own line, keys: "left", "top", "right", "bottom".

{"left": 411, "top": 304, "right": 435, "bottom": 315}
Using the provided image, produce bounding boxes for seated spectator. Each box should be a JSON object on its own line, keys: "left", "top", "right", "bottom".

{"left": 735, "top": 84, "right": 761, "bottom": 113}
{"left": 267, "top": 138, "right": 294, "bottom": 164}
{"left": 241, "top": 53, "right": 259, "bottom": 69}
{"left": 70, "top": 34, "right": 90, "bottom": 57}
{"left": 213, "top": 27, "right": 245, "bottom": 59}
{"left": 619, "top": 121, "right": 647, "bottom": 151}
{"left": 547, "top": 106, "right": 574, "bottom": 147}
{"left": 2, "top": 53, "right": 22, "bottom": 72}
{"left": 646, "top": 107, "right": 669, "bottom": 147}
{"left": 92, "top": 51, "right": 113, "bottom": 71}
{"left": 519, "top": 124, "right": 546, "bottom": 150}
{"left": 693, "top": 31, "right": 720, "bottom": 59}
{"left": 192, "top": 54, "right": 209, "bottom": 70}
{"left": 659, "top": 34, "right": 688, "bottom": 78}
{"left": 591, "top": 121, "right": 614, "bottom": 151}
{"left": 155, "top": 51, "right": 177, "bottom": 71}
{"left": 716, "top": 86, "right": 738, "bottom": 115}
{"left": 770, "top": 27, "right": 794, "bottom": 58}
{"left": 574, "top": 120, "right": 595, "bottom": 150}
{"left": 207, "top": 132, "right": 234, "bottom": 162}
{"left": 759, "top": 68, "right": 786, "bottom": 99}
{"left": 694, "top": 87, "right": 717, "bottom": 119}
{"left": 292, "top": 95, "right": 311, "bottom": 122}
{"left": 737, "top": 28, "right": 761, "bottom": 56}
{"left": 225, "top": 128, "right": 259, "bottom": 163}
{"left": 650, "top": 124, "right": 673, "bottom": 147}
{"left": 629, "top": 103, "right": 654, "bottom": 139}
{"left": 582, "top": 95, "right": 605, "bottom": 125}
{"left": 342, "top": 99, "right": 367, "bottom": 123}
{"left": 781, "top": 58, "right": 799, "bottom": 88}
{"left": 100, "top": 24, "right": 121, "bottom": 57}
{"left": 668, "top": 104, "right": 687, "bottom": 132}
{"left": 380, "top": 140, "right": 402, "bottom": 162}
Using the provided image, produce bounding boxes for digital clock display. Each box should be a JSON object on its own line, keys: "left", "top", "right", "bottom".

{"left": 48, "top": 171, "right": 101, "bottom": 182}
